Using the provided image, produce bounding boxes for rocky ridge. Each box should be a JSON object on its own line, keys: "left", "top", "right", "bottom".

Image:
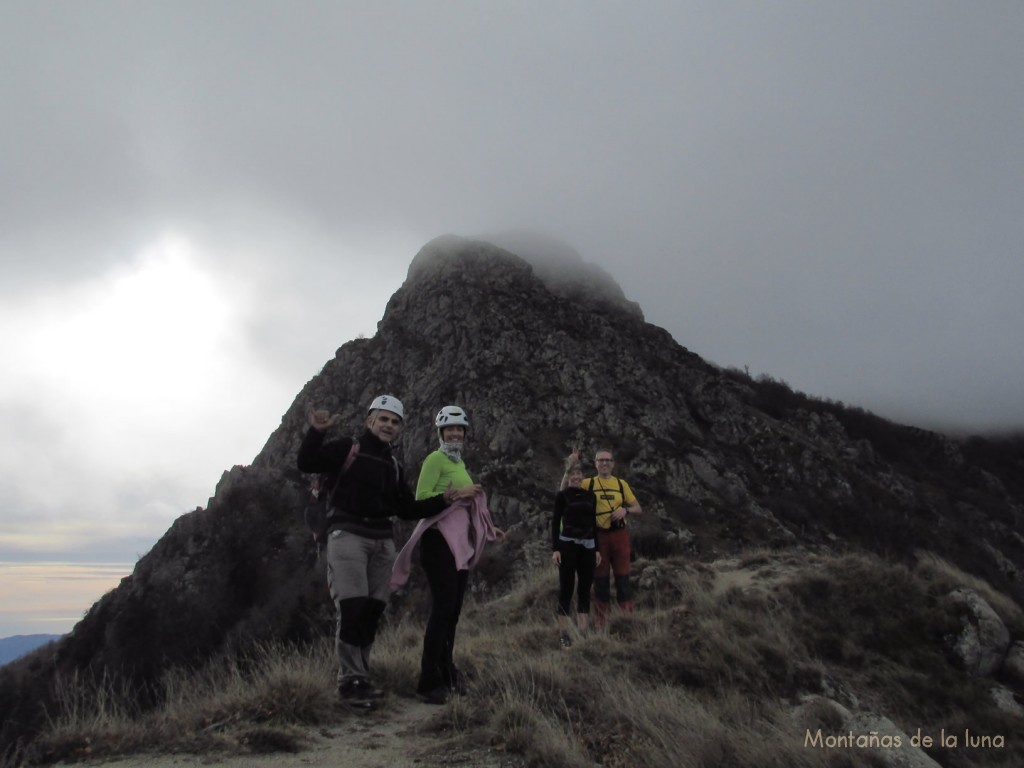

{"left": 2, "top": 234, "right": 1023, "bottom": 762}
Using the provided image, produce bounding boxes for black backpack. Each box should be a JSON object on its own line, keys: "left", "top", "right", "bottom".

{"left": 560, "top": 490, "right": 598, "bottom": 540}
{"left": 303, "top": 441, "right": 360, "bottom": 549}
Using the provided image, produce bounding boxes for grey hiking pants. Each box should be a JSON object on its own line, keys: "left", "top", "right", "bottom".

{"left": 325, "top": 530, "right": 396, "bottom": 686}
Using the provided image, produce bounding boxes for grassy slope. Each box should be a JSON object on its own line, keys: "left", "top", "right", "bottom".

{"left": 19, "top": 548, "right": 1023, "bottom": 768}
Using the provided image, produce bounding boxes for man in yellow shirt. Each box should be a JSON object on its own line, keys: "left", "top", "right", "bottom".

{"left": 561, "top": 446, "right": 642, "bottom": 627}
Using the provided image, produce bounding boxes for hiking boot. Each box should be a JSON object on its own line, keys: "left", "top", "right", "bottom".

{"left": 338, "top": 680, "right": 377, "bottom": 710}
{"left": 418, "top": 686, "right": 451, "bottom": 705}
{"left": 559, "top": 632, "right": 572, "bottom": 650}
{"left": 350, "top": 678, "right": 385, "bottom": 699}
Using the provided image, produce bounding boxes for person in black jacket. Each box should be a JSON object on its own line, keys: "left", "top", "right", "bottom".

{"left": 551, "top": 460, "right": 600, "bottom": 649}
{"left": 298, "top": 395, "right": 475, "bottom": 708}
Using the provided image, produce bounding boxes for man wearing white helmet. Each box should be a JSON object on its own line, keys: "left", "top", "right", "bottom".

{"left": 298, "top": 395, "right": 477, "bottom": 709}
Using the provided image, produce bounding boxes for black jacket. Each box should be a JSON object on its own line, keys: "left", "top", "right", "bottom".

{"left": 551, "top": 486, "right": 598, "bottom": 548}
{"left": 298, "top": 427, "right": 446, "bottom": 538}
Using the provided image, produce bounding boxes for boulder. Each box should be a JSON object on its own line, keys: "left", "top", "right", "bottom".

{"left": 947, "top": 588, "right": 1010, "bottom": 676}
{"left": 1001, "top": 640, "right": 1024, "bottom": 686}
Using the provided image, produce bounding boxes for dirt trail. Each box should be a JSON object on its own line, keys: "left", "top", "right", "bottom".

{"left": 710, "top": 555, "right": 803, "bottom": 596}
{"left": 80, "top": 697, "right": 518, "bottom": 768}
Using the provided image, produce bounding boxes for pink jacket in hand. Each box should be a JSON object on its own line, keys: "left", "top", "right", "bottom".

{"left": 390, "top": 489, "right": 498, "bottom": 591}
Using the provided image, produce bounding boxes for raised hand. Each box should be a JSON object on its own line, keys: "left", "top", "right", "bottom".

{"left": 307, "top": 406, "right": 342, "bottom": 432}
{"left": 566, "top": 445, "right": 581, "bottom": 468}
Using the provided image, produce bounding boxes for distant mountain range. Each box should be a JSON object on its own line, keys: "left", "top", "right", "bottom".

{"left": 0, "top": 634, "right": 60, "bottom": 666}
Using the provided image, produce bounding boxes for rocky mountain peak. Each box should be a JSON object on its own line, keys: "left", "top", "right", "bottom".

{"left": 3, "top": 234, "right": 1023, "bottom": 759}
{"left": 401, "top": 233, "right": 643, "bottom": 323}
{"left": 405, "top": 234, "right": 532, "bottom": 285}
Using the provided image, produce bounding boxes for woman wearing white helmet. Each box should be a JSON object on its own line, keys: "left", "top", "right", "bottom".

{"left": 391, "top": 405, "right": 503, "bottom": 704}
{"left": 298, "top": 395, "right": 477, "bottom": 709}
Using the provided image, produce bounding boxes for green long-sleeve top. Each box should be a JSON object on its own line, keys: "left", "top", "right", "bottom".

{"left": 416, "top": 450, "right": 474, "bottom": 500}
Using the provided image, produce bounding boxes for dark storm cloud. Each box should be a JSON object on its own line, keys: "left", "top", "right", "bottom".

{"left": 1, "top": 1, "right": 1023, "bottom": 586}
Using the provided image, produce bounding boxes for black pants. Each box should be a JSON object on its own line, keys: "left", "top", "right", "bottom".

{"left": 556, "top": 540, "right": 597, "bottom": 616}
{"left": 418, "top": 528, "right": 469, "bottom": 694}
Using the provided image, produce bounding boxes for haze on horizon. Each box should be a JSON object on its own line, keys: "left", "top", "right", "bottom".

{"left": 1, "top": 2, "right": 1022, "bottom": 636}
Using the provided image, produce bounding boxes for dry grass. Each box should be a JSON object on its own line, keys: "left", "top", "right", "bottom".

{"left": 28, "top": 641, "right": 337, "bottom": 764}
{"left": 20, "top": 547, "right": 1024, "bottom": 768}
{"left": 914, "top": 551, "right": 1024, "bottom": 633}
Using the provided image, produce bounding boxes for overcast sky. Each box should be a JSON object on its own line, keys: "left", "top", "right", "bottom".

{"left": 1, "top": 1, "right": 1022, "bottom": 636}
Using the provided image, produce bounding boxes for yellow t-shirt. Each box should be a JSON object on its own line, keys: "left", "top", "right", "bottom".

{"left": 584, "top": 475, "right": 637, "bottom": 530}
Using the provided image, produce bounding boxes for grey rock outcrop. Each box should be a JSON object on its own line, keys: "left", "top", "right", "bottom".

{"left": 947, "top": 588, "right": 1011, "bottom": 676}
{"left": 989, "top": 683, "right": 1024, "bottom": 716}
{"left": 1004, "top": 641, "right": 1024, "bottom": 686}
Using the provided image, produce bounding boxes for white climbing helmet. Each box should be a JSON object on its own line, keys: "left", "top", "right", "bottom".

{"left": 435, "top": 405, "right": 469, "bottom": 429}
{"left": 367, "top": 394, "right": 405, "bottom": 420}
